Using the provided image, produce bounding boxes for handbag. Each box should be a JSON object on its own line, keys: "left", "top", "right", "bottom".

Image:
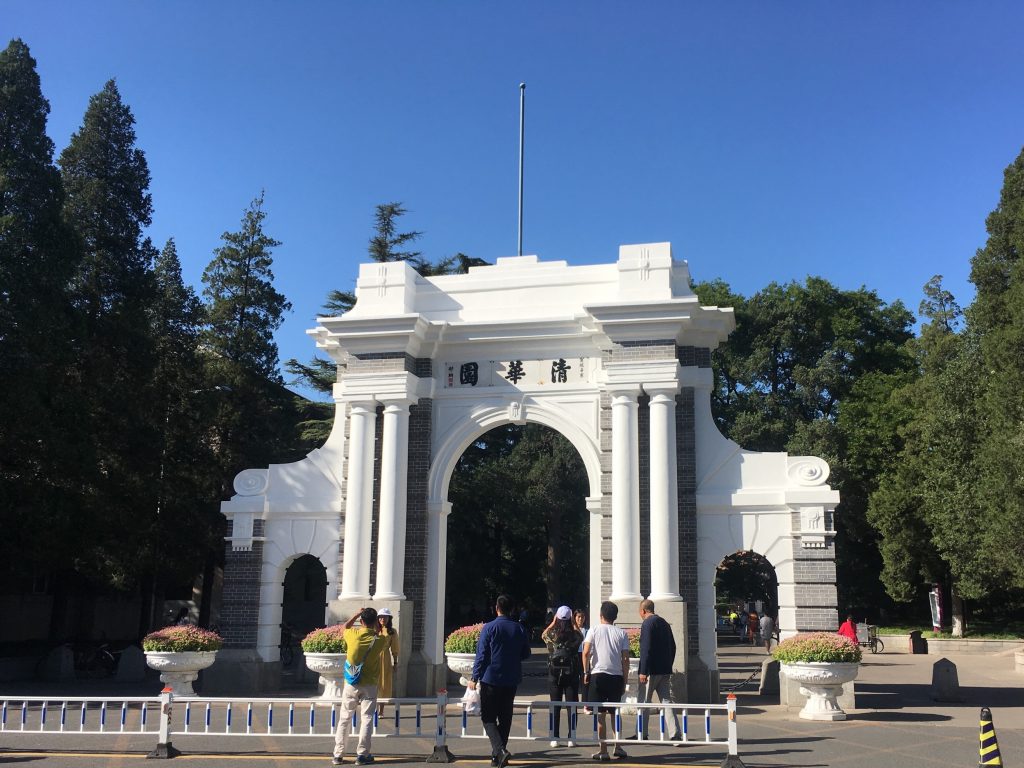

{"left": 461, "top": 686, "right": 481, "bottom": 715}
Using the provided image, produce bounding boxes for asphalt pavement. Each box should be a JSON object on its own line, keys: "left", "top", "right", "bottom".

{"left": 2, "top": 637, "right": 1021, "bottom": 767}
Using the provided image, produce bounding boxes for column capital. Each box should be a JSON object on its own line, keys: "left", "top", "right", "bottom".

{"left": 646, "top": 389, "right": 679, "bottom": 404}
{"left": 379, "top": 398, "right": 416, "bottom": 413}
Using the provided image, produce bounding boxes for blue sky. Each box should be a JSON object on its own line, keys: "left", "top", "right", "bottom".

{"left": 7, "top": 2, "right": 1024, "bottom": 399}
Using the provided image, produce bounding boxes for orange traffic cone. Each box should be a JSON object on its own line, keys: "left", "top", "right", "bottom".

{"left": 978, "top": 707, "right": 1002, "bottom": 767}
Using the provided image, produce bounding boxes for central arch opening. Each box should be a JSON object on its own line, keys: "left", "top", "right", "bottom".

{"left": 444, "top": 423, "right": 589, "bottom": 638}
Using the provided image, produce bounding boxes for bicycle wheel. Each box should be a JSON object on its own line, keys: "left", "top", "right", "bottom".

{"left": 871, "top": 638, "right": 884, "bottom": 654}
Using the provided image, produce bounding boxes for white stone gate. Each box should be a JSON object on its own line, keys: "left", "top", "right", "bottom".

{"left": 211, "top": 243, "right": 840, "bottom": 700}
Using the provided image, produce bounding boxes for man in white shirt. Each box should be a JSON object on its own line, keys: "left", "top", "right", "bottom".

{"left": 582, "top": 601, "right": 630, "bottom": 761}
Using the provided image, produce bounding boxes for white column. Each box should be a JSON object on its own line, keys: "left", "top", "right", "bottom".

{"left": 424, "top": 500, "right": 452, "bottom": 665}
{"left": 648, "top": 391, "right": 681, "bottom": 601}
{"left": 340, "top": 401, "right": 376, "bottom": 599}
{"left": 374, "top": 401, "right": 411, "bottom": 600}
{"left": 610, "top": 389, "right": 642, "bottom": 601}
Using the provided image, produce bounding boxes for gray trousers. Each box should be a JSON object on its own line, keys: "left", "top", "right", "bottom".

{"left": 638, "top": 674, "right": 681, "bottom": 739}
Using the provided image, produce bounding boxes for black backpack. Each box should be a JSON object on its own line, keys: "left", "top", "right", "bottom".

{"left": 548, "top": 646, "right": 578, "bottom": 685}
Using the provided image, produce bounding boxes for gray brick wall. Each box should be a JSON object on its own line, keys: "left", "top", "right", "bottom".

{"left": 405, "top": 395, "right": 432, "bottom": 650}
{"left": 676, "top": 387, "right": 699, "bottom": 657}
{"left": 221, "top": 518, "right": 265, "bottom": 649}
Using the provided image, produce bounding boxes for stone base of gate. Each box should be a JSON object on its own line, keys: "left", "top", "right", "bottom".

{"left": 407, "top": 652, "right": 447, "bottom": 697}
{"left": 684, "top": 656, "right": 720, "bottom": 703}
{"left": 202, "top": 649, "right": 279, "bottom": 695}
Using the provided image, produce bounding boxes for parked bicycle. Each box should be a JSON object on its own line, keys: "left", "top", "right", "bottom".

{"left": 855, "top": 623, "right": 885, "bottom": 654}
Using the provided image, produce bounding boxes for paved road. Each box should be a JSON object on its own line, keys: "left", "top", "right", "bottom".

{"left": 2, "top": 639, "right": 1021, "bottom": 767}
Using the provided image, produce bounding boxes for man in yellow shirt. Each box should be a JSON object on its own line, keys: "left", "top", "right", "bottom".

{"left": 333, "top": 608, "right": 388, "bottom": 766}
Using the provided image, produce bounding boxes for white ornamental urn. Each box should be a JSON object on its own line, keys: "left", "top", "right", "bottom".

{"left": 304, "top": 652, "right": 347, "bottom": 699}
{"left": 781, "top": 662, "right": 860, "bottom": 720}
{"left": 144, "top": 651, "right": 218, "bottom": 697}
{"left": 445, "top": 652, "right": 476, "bottom": 687}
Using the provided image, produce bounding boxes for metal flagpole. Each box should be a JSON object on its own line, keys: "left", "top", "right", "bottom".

{"left": 518, "top": 82, "right": 525, "bottom": 257}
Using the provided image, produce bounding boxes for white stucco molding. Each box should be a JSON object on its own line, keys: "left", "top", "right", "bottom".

{"left": 336, "top": 370, "right": 426, "bottom": 405}
{"left": 312, "top": 312, "right": 435, "bottom": 360}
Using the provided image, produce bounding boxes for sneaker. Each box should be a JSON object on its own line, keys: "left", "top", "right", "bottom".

{"left": 669, "top": 732, "right": 683, "bottom": 742}
{"left": 566, "top": 740, "right": 576, "bottom": 748}
{"left": 550, "top": 740, "right": 559, "bottom": 748}
{"left": 490, "top": 757, "right": 499, "bottom": 767}
{"left": 332, "top": 759, "right": 344, "bottom": 766}
{"left": 497, "top": 748, "right": 511, "bottom": 768}
{"left": 612, "top": 747, "right": 628, "bottom": 759}
{"left": 355, "top": 756, "right": 375, "bottom": 766}
{"left": 592, "top": 753, "right": 611, "bottom": 762}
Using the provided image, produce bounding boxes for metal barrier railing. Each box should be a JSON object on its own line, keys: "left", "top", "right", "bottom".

{"left": 1, "top": 689, "right": 743, "bottom": 766}
{"left": 452, "top": 694, "right": 742, "bottom": 765}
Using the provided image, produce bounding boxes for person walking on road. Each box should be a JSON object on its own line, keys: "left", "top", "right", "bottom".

{"left": 759, "top": 613, "right": 775, "bottom": 653}
{"left": 468, "top": 595, "right": 532, "bottom": 768}
{"left": 633, "top": 599, "right": 682, "bottom": 741}
{"left": 332, "top": 607, "right": 388, "bottom": 766}
{"left": 582, "top": 601, "right": 630, "bottom": 762}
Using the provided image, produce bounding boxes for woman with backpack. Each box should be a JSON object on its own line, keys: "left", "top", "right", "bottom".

{"left": 542, "top": 605, "right": 584, "bottom": 748}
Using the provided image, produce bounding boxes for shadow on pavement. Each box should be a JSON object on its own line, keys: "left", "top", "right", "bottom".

{"left": 850, "top": 711, "right": 951, "bottom": 722}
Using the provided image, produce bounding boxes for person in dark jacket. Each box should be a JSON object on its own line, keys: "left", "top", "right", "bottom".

{"left": 634, "top": 599, "right": 681, "bottom": 741}
{"left": 468, "top": 595, "right": 531, "bottom": 767}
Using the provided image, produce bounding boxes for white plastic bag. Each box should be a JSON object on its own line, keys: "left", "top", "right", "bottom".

{"left": 461, "top": 686, "right": 481, "bottom": 716}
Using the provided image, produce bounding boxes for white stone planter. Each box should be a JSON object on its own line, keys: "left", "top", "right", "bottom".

{"left": 304, "top": 652, "right": 347, "bottom": 699}
{"left": 445, "top": 652, "right": 476, "bottom": 687}
{"left": 781, "top": 662, "right": 860, "bottom": 721}
{"left": 144, "top": 651, "right": 218, "bottom": 697}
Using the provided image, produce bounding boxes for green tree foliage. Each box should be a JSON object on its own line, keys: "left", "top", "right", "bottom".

{"left": 0, "top": 39, "right": 80, "bottom": 575}
{"left": 202, "top": 193, "right": 305, "bottom": 494}
{"left": 285, "top": 203, "right": 485, "bottom": 441}
{"left": 967, "top": 146, "right": 1024, "bottom": 590}
{"left": 445, "top": 425, "right": 588, "bottom": 629}
{"left": 149, "top": 239, "right": 222, "bottom": 587}
{"left": 693, "top": 277, "right": 916, "bottom": 611}
{"left": 715, "top": 551, "right": 778, "bottom": 612}
{"left": 59, "top": 78, "right": 161, "bottom": 589}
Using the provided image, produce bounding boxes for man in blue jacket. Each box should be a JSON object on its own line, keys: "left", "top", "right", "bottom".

{"left": 468, "top": 595, "right": 531, "bottom": 767}
{"left": 635, "top": 599, "right": 682, "bottom": 741}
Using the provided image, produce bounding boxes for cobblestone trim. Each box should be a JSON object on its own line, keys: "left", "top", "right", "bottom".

{"left": 676, "top": 387, "right": 699, "bottom": 656}
{"left": 221, "top": 518, "right": 265, "bottom": 649}
{"left": 346, "top": 352, "right": 417, "bottom": 374}
{"left": 368, "top": 405, "right": 383, "bottom": 597}
{"left": 638, "top": 395, "right": 650, "bottom": 598}
{"left": 405, "top": 397, "right": 432, "bottom": 650}
{"left": 598, "top": 389, "right": 612, "bottom": 598}
{"left": 414, "top": 358, "right": 432, "bottom": 378}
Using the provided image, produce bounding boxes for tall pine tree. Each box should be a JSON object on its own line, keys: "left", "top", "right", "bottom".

{"left": 202, "top": 193, "right": 302, "bottom": 494}
{"left": 0, "top": 39, "right": 80, "bottom": 579}
{"left": 58, "top": 79, "right": 160, "bottom": 594}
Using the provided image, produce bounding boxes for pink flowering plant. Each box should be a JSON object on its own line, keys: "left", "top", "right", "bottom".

{"left": 143, "top": 625, "right": 223, "bottom": 652}
{"left": 772, "top": 632, "right": 862, "bottom": 664}
{"left": 444, "top": 623, "right": 484, "bottom": 654}
{"left": 301, "top": 624, "right": 347, "bottom": 653}
{"left": 626, "top": 628, "right": 641, "bottom": 658}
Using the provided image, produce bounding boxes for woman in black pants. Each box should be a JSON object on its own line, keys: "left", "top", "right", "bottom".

{"left": 541, "top": 606, "right": 584, "bottom": 747}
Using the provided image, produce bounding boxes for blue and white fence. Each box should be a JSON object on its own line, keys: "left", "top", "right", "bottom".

{"left": 0, "top": 690, "right": 744, "bottom": 766}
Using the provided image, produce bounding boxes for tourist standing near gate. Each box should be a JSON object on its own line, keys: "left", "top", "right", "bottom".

{"left": 333, "top": 608, "right": 387, "bottom": 766}
{"left": 468, "top": 595, "right": 532, "bottom": 768}
{"left": 375, "top": 608, "right": 399, "bottom": 716}
{"left": 633, "top": 599, "right": 682, "bottom": 741}
{"left": 582, "top": 601, "right": 629, "bottom": 762}
{"left": 541, "top": 605, "right": 584, "bottom": 747}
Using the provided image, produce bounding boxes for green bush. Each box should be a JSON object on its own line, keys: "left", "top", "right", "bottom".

{"left": 301, "top": 625, "right": 347, "bottom": 653}
{"left": 772, "top": 632, "right": 861, "bottom": 664}
{"left": 444, "top": 623, "right": 484, "bottom": 654}
{"left": 142, "top": 626, "right": 223, "bottom": 652}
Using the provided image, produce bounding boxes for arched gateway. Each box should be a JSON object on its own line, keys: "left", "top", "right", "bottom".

{"left": 210, "top": 244, "right": 840, "bottom": 701}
